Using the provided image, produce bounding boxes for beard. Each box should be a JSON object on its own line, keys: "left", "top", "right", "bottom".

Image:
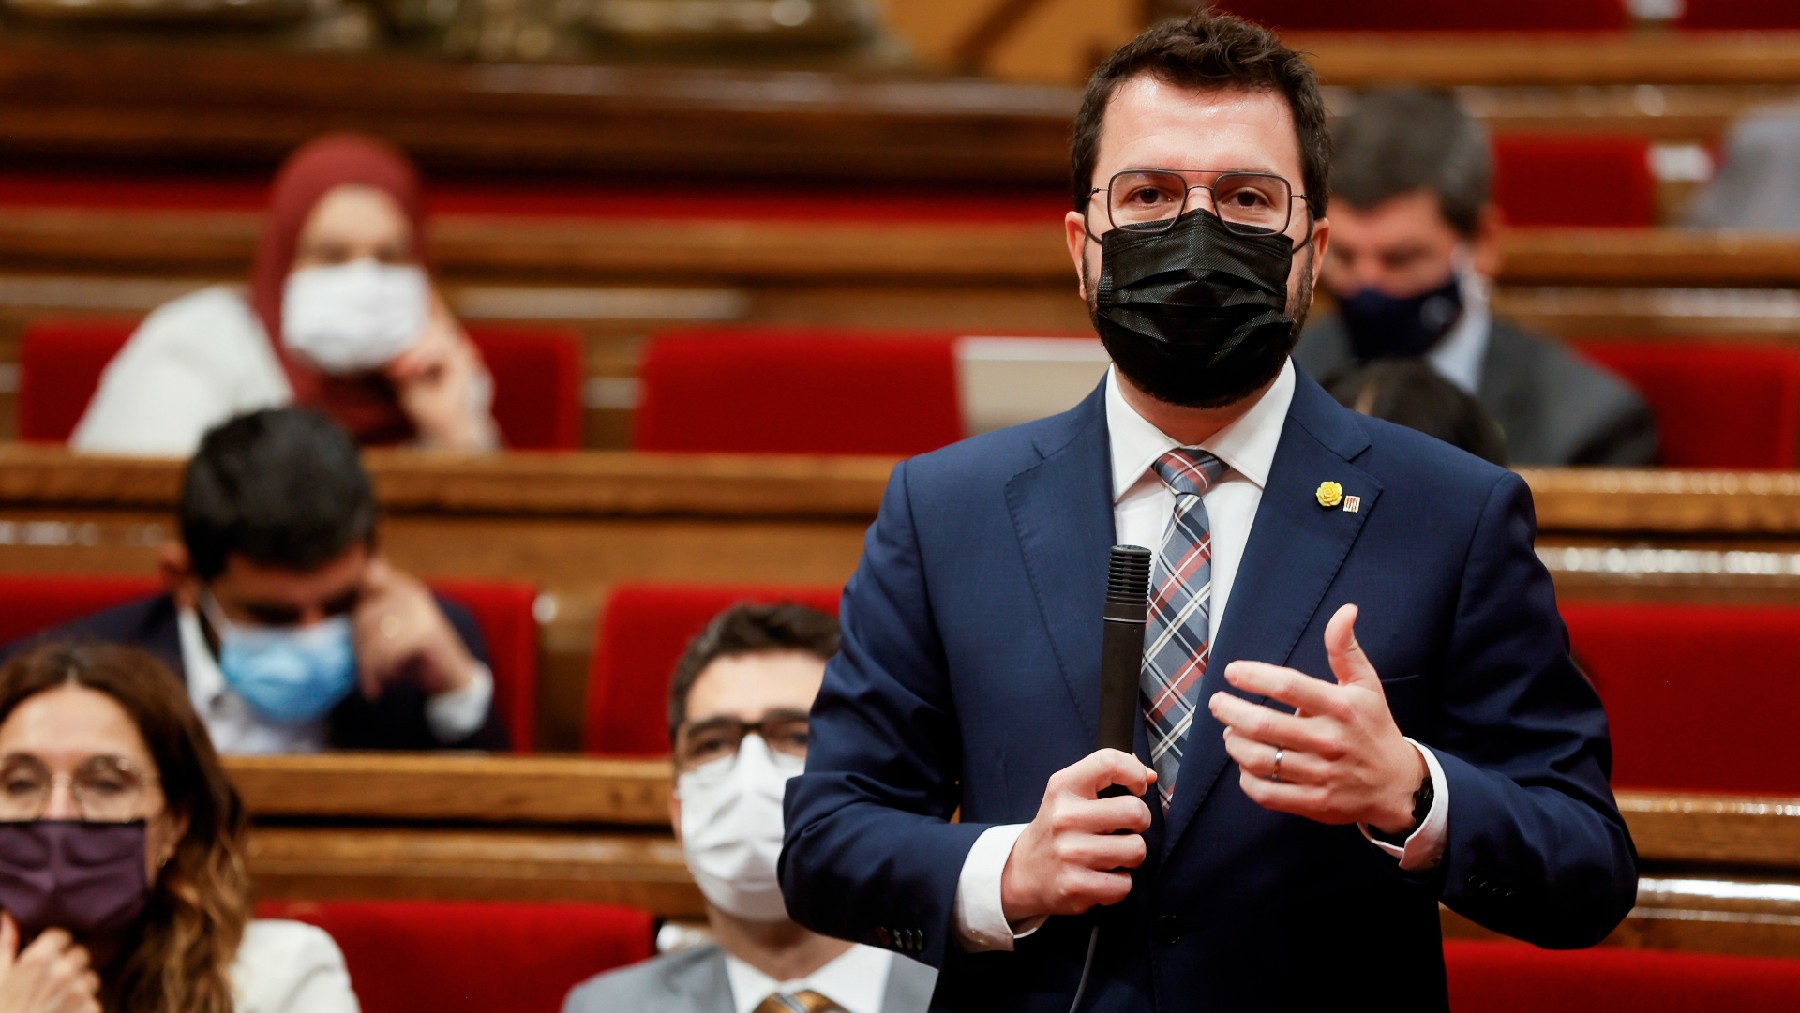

{"left": 1083, "top": 242, "right": 1314, "bottom": 411}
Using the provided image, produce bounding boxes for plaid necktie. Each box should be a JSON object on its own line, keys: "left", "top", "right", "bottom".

{"left": 1143, "top": 448, "right": 1228, "bottom": 811}
{"left": 754, "top": 991, "right": 846, "bottom": 1013}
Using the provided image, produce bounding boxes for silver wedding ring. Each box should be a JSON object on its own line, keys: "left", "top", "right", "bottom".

{"left": 1269, "top": 748, "right": 1284, "bottom": 783}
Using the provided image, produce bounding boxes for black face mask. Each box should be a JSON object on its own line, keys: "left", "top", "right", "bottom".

{"left": 1091, "top": 208, "right": 1301, "bottom": 410}
{"left": 1333, "top": 270, "right": 1464, "bottom": 362}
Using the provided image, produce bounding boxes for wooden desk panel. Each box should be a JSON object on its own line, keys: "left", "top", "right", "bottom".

{"left": 7, "top": 213, "right": 1800, "bottom": 290}
{"left": 4, "top": 38, "right": 1800, "bottom": 186}
{"left": 5, "top": 454, "right": 1800, "bottom": 745}
{"left": 223, "top": 755, "right": 1800, "bottom": 955}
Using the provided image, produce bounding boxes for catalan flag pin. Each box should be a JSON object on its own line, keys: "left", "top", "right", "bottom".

{"left": 1343, "top": 495, "right": 1361, "bottom": 514}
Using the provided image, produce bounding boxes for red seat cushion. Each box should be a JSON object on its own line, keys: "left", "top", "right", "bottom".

{"left": 1679, "top": 1, "right": 1800, "bottom": 30}
{"left": 1560, "top": 602, "right": 1800, "bottom": 794}
{"left": 19, "top": 317, "right": 583, "bottom": 450}
{"left": 1493, "top": 135, "right": 1656, "bottom": 228}
{"left": 0, "top": 574, "right": 161, "bottom": 647}
{"left": 632, "top": 328, "right": 963, "bottom": 456}
{"left": 1213, "top": 0, "right": 1627, "bottom": 31}
{"left": 17, "top": 319, "right": 134, "bottom": 444}
{"left": 1445, "top": 940, "right": 1800, "bottom": 1011}
{"left": 464, "top": 326, "right": 584, "bottom": 451}
{"left": 583, "top": 583, "right": 841, "bottom": 756}
{"left": 1573, "top": 341, "right": 1800, "bottom": 468}
{"left": 426, "top": 578, "right": 540, "bottom": 753}
{"left": 256, "top": 899, "right": 653, "bottom": 1013}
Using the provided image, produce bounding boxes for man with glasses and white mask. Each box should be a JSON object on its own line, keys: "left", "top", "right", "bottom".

{"left": 781, "top": 11, "right": 1635, "bottom": 1012}
{"left": 564, "top": 602, "right": 934, "bottom": 1013}
{"left": 1295, "top": 88, "right": 1657, "bottom": 467}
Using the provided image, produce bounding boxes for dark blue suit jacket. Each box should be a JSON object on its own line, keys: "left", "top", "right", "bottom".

{"left": 780, "top": 371, "right": 1636, "bottom": 1012}
{"left": 14, "top": 593, "right": 508, "bottom": 752}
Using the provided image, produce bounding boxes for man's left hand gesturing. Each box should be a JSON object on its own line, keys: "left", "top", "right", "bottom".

{"left": 1207, "top": 603, "right": 1425, "bottom": 836}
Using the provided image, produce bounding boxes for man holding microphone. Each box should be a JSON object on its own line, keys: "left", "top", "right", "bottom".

{"left": 780, "top": 10, "right": 1636, "bottom": 1011}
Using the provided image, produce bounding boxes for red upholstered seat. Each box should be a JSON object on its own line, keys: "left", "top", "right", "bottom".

{"left": 17, "top": 317, "right": 583, "bottom": 450}
{"left": 16, "top": 318, "right": 134, "bottom": 444}
{"left": 0, "top": 574, "right": 160, "bottom": 648}
{"left": 256, "top": 899, "right": 654, "bottom": 1013}
{"left": 1679, "top": 1, "right": 1800, "bottom": 30}
{"left": 1560, "top": 602, "right": 1800, "bottom": 795}
{"left": 426, "top": 578, "right": 540, "bottom": 752}
{"left": 0, "top": 573, "right": 538, "bottom": 752}
{"left": 632, "top": 328, "right": 963, "bottom": 455}
{"left": 583, "top": 583, "right": 841, "bottom": 756}
{"left": 1445, "top": 940, "right": 1800, "bottom": 1010}
{"left": 1492, "top": 134, "right": 1657, "bottom": 228}
{"left": 1212, "top": 0, "right": 1627, "bottom": 31}
{"left": 465, "top": 326, "right": 584, "bottom": 451}
{"left": 1572, "top": 341, "right": 1800, "bottom": 468}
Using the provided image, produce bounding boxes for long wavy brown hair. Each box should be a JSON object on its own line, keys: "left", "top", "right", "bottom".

{"left": 0, "top": 643, "right": 249, "bottom": 1013}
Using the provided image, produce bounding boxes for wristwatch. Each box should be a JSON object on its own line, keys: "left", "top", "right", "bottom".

{"left": 1371, "top": 769, "right": 1433, "bottom": 846}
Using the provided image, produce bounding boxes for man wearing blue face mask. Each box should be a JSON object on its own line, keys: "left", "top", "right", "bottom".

{"left": 1294, "top": 88, "right": 1657, "bottom": 468}
{"left": 22, "top": 407, "right": 507, "bottom": 753}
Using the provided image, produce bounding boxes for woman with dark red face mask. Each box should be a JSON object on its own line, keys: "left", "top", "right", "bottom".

{"left": 0, "top": 644, "right": 358, "bottom": 1013}
{"left": 72, "top": 133, "right": 499, "bottom": 456}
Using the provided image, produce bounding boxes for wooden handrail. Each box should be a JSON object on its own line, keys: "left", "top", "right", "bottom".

{"left": 221, "top": 753, "right": 1800, "bottom": 870}
{"left": 4, "top": 450, "right": 1800, "bottom": 536}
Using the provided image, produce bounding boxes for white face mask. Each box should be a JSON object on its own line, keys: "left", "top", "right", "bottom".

{"left": 280, "top": 259, "right": 428, "bottom": 374}
{"left": 675, "top": 735, "right": 802, "bottom": 922}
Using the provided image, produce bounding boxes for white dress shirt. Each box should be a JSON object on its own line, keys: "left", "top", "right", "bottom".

{"left": 951, "top": 360, "right": 1448, "bottom": 951}
{"left": 1424, "top": 268, "right": 1492, "bottom": 397}
{"left": 723, "top": 943, "right": 894, "bottom": 1013}
{"left": 231, "top": 919, "right": 361, "bottom": 1013}
{"left": 176, "top": 604, "right": 493, "bottom": 754}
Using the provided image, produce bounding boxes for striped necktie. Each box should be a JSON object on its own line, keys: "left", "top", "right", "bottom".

{"left": 753, "top": 990, "right": 846, "bottom": 1013}
{"left": 1143, "top": 448, "right": 1228, "bottom": 811}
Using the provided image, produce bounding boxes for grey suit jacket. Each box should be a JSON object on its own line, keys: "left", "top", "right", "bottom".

{"left": 562, "top": 943, "right": 937, "bottom": 1013}
{"left": 1296, "top": 314, "right": 1659, "bottom": 467}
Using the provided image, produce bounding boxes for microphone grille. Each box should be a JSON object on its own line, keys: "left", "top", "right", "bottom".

{"left": 1105, "top": 544, "right": 1152, "bottom": 606}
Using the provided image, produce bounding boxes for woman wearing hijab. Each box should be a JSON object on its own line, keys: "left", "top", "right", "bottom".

{"left": 73, "top": 134, "right": 499, "bottom": 456}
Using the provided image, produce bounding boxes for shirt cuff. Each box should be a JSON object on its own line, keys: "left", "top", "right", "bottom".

{"left": 1358, "top": 738, "right": 1448, "bottom": 873}
{"left": 952, "top": 824, "right": 1045, "bottom": 952}
{"left": 425, "top": 662, "right": 494, "bottom": 743}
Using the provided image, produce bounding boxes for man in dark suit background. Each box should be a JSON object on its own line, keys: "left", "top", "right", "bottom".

{"left": 22, "top": 406, "right": 507, "bottom": 752}
{"left": 781, "top": 12, "right": 1635, "bottom": 1012}
{"left": 1295, "top": 88, "right": 1658, "bottom": 467}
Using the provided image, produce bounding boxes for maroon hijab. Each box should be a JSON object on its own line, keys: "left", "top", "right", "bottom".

{"left": 250, "top": 134, "right": 430, "bottom": 445}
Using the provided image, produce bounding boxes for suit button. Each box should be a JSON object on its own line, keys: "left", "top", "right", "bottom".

{"left": 1155, "top": 915, "right": 1182, "bottom": 946}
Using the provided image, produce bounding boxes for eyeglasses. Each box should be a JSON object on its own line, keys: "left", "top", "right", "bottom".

{"left": 1087, "top": 168, "right": 1310, "bottom": 240}
{"left": 674, "top": 712, "right": 810, "bottom": 770}
{"left": 0, "top": 754, "right": 159, "bottom": 823}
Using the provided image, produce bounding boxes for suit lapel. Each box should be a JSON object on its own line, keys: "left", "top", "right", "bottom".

{"left": 1004, "top": 384, "right": 1117, "bottom": 747}
{"left": 1161, "top": 375, "right": 1382, "bottom": 855}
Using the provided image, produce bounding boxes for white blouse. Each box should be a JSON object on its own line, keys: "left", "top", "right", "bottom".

{"left": 71, "top": 287, "right": 294, "bottom": 456}
{"left": 70, "top": 285, "right": 497, "bottom": 456}
{"left": 231, "top": 919, "right": 361, "bottom": 1013}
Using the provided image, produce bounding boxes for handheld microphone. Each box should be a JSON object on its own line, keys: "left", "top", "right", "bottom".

{"left": 1098, "top": 544, "right": 1152, "bottom": 754}
{"left": 1069, "top": 544, "right": 1152, "bottom": 1013}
